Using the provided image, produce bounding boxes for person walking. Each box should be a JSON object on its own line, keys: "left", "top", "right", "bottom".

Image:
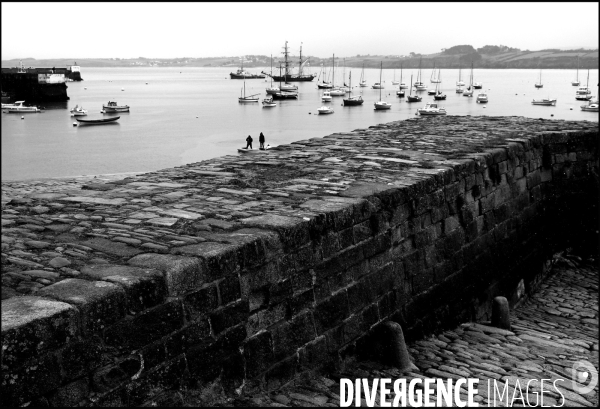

{"left": 245, "top": 135, "right": 253, "bottom": 149}
{"left": 259, "top": 132, "right": 265, "bottom": 149}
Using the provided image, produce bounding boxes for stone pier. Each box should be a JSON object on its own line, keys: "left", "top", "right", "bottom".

{"left": 1, "top": 116, "right": 598, "bottom": 406}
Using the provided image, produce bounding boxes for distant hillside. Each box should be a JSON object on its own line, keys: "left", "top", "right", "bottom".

{"left": 2, "top": 47, "right": 598, "bottom": 70}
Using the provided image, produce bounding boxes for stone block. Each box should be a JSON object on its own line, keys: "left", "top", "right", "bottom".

{"left": 80, "top": 237, "right": 144, "bottom": 258}
{"left": 271, "top": 311, "right": 316, "bottom": 360}
{"left": 164, "top": 319, "right": 211, "bottom": 358}
{"left": 265, "top": 354, "right": 298, "bottom": 391}
{"left": 298, "top": 335, "right": 328, "bottom": 370}
{"left": 240, "top": 214, "right": 310, "bottom": 249}
{"left": 48, "top": 378, "right": 90, "bottom": 407}
{"left": 218, "top": 274, "right": 241, "bottom": 305}
{"left": 126, "top": 355, "right": 187, "bottom": 406}
{"left": 183, "top": 283, "right": 219, "bottom": 320}
{"left": 128, "top": 253, "right": 206, "bottom": 296}
{"left": 80, "top": 264, "right": 167, "bottom": 313}
{"left": 313, "top": 290, "right": 349, "bottom": 335}
{"left": 59, "top": 336, "right": 104, "bottom": 381}
{"left": 38, "top": 279, "right": 126, "bottom": 336}
{"left": 209, "top": 299, "right": 249, "bottom": 335}
{"left": 104, "top": 299, "right": 184, "bottom": 350}
{"left": 1, "top": 296, "right": 79, "bottom": 369}
{"left": 243, "top": 330, "right": 274, "bottom": 379}
{"left": 174, "top": 241, "right": 240, "bottom": 281}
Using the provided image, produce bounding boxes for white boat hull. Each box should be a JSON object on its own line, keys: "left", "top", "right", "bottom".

{"left": 374, "top": 102, "right": 391, "bottom": 110}
{"left": 103, "top": 106, "right": 129, "bottom": 112}
{"left": 531, "top": 99, "right": 557, "bottom": 106}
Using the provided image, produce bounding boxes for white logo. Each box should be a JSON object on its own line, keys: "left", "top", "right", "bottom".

{"left": 572, "top": 360, "right": 598, "bottom": 395}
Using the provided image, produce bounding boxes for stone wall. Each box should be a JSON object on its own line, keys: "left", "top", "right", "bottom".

{"left": 1, "top": 117, "right": 598, "bottom": 406}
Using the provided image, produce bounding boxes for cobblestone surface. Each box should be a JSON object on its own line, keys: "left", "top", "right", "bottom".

{"left": 2, "top": 116, "right": 597, "bottom": 300}
{"left": 177, "top": 254, "right": 598, "bottom": 407}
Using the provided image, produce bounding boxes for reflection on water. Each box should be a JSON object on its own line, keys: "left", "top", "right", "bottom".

{"left": 2, "top": 66, "right": 598, "bottom": 181}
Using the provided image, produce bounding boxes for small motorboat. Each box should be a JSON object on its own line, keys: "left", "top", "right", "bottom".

{"left": 271, "top": 91, "right": 298, "bottom": 100}
{"left": 476, "top": 93, "right": 488, "bottom": 103}
{"left": 580, "top": 102, "right": 598, "bottom": 112}
{"left": 75, "top": 116, "right": 120, "bottom": 125}
{"left": 531, "top": 98, "right": 557, "bottom": 106}
{"left": 374, "top": 101, "right": 392, "bottom": 110}
{"left": 427, "top": 88, "right": 437, "bottom": 95}
{"left": 417, "top": 102, "right": 447, "bottom": 115}
{"left": 463, "top": 87, "right": 474, "bottom": 97}
{"left": 102, "top": 101, "right": 129, "bottom": 112}
{"left": 399, "top": 82, "right": 408, "bottom": 89}
{"left": 321, "top": 90, "right": 332, "bottom": 102}
{"left": 280, "top": 83, "right": 298, "bottom": 92}
{"left": 317, "top": 106, "right": 334, "bottom": 114}
{"left": 6, "top": 101, "right": 43, "bottom": 113}
{"left": 262, "top": 97, "right": 276, "bottom": 107}
{"left": 70, "top": 105, "right": 88, "bottom": 116}
{"left": 456, "top": 87, "right": 464, "bottom": 94}
{"left": 396, "top": 89, "right": 405, "bottom": 98}
{"left": 371, "top": 82, "right": 384, "bottom": 89}
{"left": 329, "top": 88, "right": 346, "bottom": 96}
{"left": 473, "top": 82, "right": 483, "bottom": 89}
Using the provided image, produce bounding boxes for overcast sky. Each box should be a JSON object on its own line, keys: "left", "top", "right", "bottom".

{"left": 2, "top": 2, "right": 598, "bottom": 60}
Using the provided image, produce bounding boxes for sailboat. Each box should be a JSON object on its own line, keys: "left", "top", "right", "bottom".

{"left": 430, "top": 60, "right": 441, "bottom": 83}
{"left": 535, "top": 68, "right": 543, "bottom": 88}
{"left": 330, "top": 54, "right": 346, "bottom": 96}
{"left": 266, "top": 54, "right": 280, "bottom": 95}
{"left": 372, "top": 61, "right": 384, "bottom": 89}
{"left": 472, "top": 63, "right": 483, "bottom": 89}
{"left": 339, "top": 58, "right": 350, "bottom": 93}
{"left": 572, "top": 55, "right": 580, "bottom": 86}
{"left": 392, "top": 69, "right": 399, "bottom": 86}
{"left": 433, "top": 71, "right": 446, "bottom": 100}
{"left": 359, "top": 62, "right": 368, "bottom": 87}
{"left": 374, "top": 62, "right": 391, "bottom": 110}
{"left": 406, "top": 74, "right": 422, "bottom": 102}
{"left": 343, "top": 71, "right": 364, "bottom": 106}
{"left": 463, "top": 62, "right": 474, "bottom": 97}
{"left": 317, "top": 59, "right": 333, "bottom": 89}
{"left": 399, "top": 62, "right": 408, "bottom": 89}
{"left": 414, "top": 57, "right": 427, "bottom": 91}
{"left": 575, "top": 70, "right": 592, "bottom": 101}
{"left": 238, "top": 80, "right": 260, "bottom": 103}
{"left": 456, "top": 64, "right": 465, "bottom": 86}
{"left": 262, "top": 41, "right": 315, "bottom": 81}
{"left": 272, "top": 63, "right": 298, "bottom": 100}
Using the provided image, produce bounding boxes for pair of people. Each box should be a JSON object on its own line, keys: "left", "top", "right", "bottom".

{"left": 245, "top": 132, "right": 266, "bottom": 149}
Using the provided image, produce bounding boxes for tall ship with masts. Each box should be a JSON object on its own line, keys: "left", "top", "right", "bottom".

{"left": 262, "top": 41, "right": 316, "bottom": 82}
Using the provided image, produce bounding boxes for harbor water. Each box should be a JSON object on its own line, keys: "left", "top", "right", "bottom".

{"left": 2, "top": 66, "right": 598, "bottom": 181}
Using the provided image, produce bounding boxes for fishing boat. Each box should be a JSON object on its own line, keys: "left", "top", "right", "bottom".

{"left": 70, "top": 105, "right": 88, "bottom": 116}
{"left": 265, "top": 55, "right": 280, "bottom": 95}
{"left": 572, "top": 55, "right": 580, "bottom": 86}
{"left": 317, "top": 106, "right": 334, "bottom": 114}
{"left": 580, "top": 102, "right": 598, "bottom": 112}
{"left": 321, "top": 90, "right": 332, "bottom": 102}
{"left": 406, "top": 75, "right": 422, "bottom": 102}
{"left": 262, "top": 41, "right": 315, "bottom": 82}
{"left": 103, "top": 101, "right": 129, "bottom": 112}
{"left": 374, "top": 62, "right": 391, "bottom": 110}
{"left": 414, "top": 57, "right": 427, "bottom": 91}
{"left": 417, "top": 102, "right": 446, "bottom": 115}
{"left": 238, "top": 80, "right": 260, "bottom": 103}
{"left": 535, "top": 68, "right": 543, "bottom": 88}
{"left": 6, "top": 101, "right": 43, "bottom": 113}
{"left": 262, "top": 96, "right": 276, "bottom": 107}
{"left": 575, "top": 70, "right": 592, "bottom": 100}
{"left": 531, "top": 98, "right": 557, "bottom": 106}
{"left": 476, "top": 92, "right": 488, "bottom": 103}
{"left": 75, "top": 116, "right": 120, "bottom": 124}
{"left": 343, "top": 72, "right": 364, "bottom": 106}
{"left": 229, "top": 57, "right": 265, "bottom": 79}
{"left": 359, "top": 62, "right": 368, "bottom": 87}
{"left": 463, "top": 63, "right": 474, "bottom": 97}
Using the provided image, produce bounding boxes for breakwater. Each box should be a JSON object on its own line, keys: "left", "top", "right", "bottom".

{"left": 1, "top": 116, "right": 598, "bottom": 406}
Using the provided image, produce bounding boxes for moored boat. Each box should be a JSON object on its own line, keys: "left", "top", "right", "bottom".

{"left": 531, "top": 98, "right": 557, "bottom": 106}
{"left": 374, "top": 62, "right": 391, "bottom": 110}
{"left": 417, "top": 102, "right": 447, "bottom": 115}
{"left": 476, "top": 92, "right": 488, "bottom": 103}
{"left": 414, "top": 57, "right": 427, "bottom": 91}
{"left": 103, "top": 101, "right": 129, "bottom": 112}
{"left": 238, "top": 80, "right": 260, "bottom": 103}
{"left": 70, "top": 104, "right": 88, "bottom": 116}
{"left": 406, "top": 75, "right": 422, "bottom": 102}
{"left": 230, "top": 57, "right": 265, "bottom": 79}
{"left": 343, "top": 72, "right": 364, "bottom": 106}
{"left": 262, "top": 41, "right": 315, "bottom": 82}
{"left": 534, "top": 68, "right": 543, "bottom": 88}
{"left": 359, "top": 62, "right": 368, "bottom": 87}
{"left": 580, "top": 102, "right": 598, "bottom": 112}
{"left": 317, "top": 106, "right": 334, "bottom": 114}
{"left": 75, "top": 116, "right": 120, "bottom": 124}
{"left": 262, "top": 96, "right": 276, "bottom": 107}
{"left": 321, "top": 90, "right": 332, "bottom": 102}
{"left": 572, "top": 56, "right": 580, "bottom": 86}
{"left": 6, "top": 101, "right": 43, "bottom": 113}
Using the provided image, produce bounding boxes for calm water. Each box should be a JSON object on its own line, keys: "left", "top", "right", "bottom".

{"left": 2, "top": 67, "right": 598, "bottom": 181}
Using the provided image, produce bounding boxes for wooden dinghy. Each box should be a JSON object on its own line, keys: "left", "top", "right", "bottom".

{"left": 76, "top": 116, "right": 120, "bottom": 124}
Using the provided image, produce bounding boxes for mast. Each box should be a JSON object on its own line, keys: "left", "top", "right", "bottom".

{"left": 282, "top": 41, "right": 291, "bottom": 81}
{"left": 349, "top": 71, "right": 352, "bottom": 96}
{"left": 379, "top": 61, "right": 383, "bottom": 101}
{"left": 298, "top": 43, "right": 303, "bottom": 76}
{"left": 332, "top": 54, "right": 335, "bottom": 88}
{"left": 270, "top": 54, "right": 273, "bottom": 87}
{"left": 410, "top": 74, "right": 413, "bottom": 96}
{"left": 577, "top": 56, "right": 579, "bottom": 81}
{"left": 400, "top": 62, "right": 403, "bottom": 84}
